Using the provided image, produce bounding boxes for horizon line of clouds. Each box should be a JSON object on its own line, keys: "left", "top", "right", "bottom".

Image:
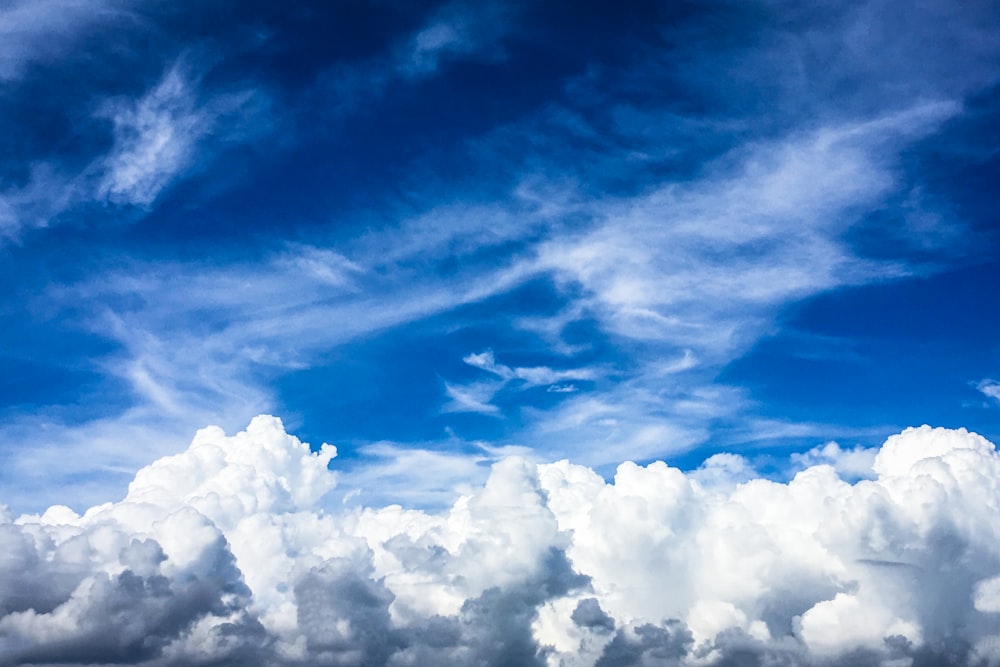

{"left": 2, "top": 416, "right": 1000, "bottom": 665}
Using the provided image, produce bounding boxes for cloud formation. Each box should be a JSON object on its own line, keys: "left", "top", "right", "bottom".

{"left": 979, "top": 380, "right": 1000, "bottom": 404}
{"left": 3, "top": 418, "right": 1000, "bottom": 665}
{"left": 3, "top": 0, "right": 997, "bottom": 515}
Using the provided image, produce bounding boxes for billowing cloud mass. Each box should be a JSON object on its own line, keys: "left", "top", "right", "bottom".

{"left": 3, "top": 417, "right": 1000, "bottom": 666}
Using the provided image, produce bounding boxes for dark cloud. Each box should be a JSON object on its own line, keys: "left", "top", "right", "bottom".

{"left": 0, "top": 531, "right": 261, "bottom": 667}
{"left": 595, "top": 621, "right": 694, "bottom": 667}
{"left": 572, "top": 598, "right": 615, "bottom": 633}
{"left": 295, "top": 555, "right": 400, "bottom": 665}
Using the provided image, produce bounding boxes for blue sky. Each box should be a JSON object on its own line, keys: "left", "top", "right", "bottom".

{"left": 2, "top": 0, "right": 1000, "bottom": 514}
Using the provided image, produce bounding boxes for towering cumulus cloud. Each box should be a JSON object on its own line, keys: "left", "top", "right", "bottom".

{"left": 1, "top": 417, "right": 999, "bottom": 666}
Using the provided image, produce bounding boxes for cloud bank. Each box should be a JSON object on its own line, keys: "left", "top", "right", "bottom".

{"left": 3, "top": 417, "right": 1000, "bottom": 666}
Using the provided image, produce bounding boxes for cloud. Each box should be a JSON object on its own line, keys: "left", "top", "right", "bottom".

{"left": 978, "top": 379, "right": 1000, "bottom": 403}
{"left": 340, "top": 442, "right": 492, "bottom": 508}
{"left": 2, "top": 97, "right": 963, "bottom": 515}
{"left": 95, "top": 65, "right": 205, "bottom": 207}
{"left": 533, "top": 101, "right": 958, "bottom": 359}
{"left": 0, "top": 209, "right": 539, "bottom": 511}
{"left": 442, "top": 381, "right": 503, "bottom": 416}
{"left": 3, "top": 0, "right": 995, "bottom": 531}
{"left": 0, "top": 60, "right": 267, "bottom": 241}
{"left": 0, "top": 0, "right": 128, "bottom": 81}
{"left": 463, "top": 350, "right": 598, "bottom": 387}
{"left": 790, "top": 441, "right": 878, "bottom": 479}
{"left": 94, "top": 60, "right": 268, "bottom": 208}
{"left": 0, "top": 163, "right": 87, "bottom": 241}
{"left": 443, "top": 350, "right": 599, "bottom": 414}
{"left": 1, "top": 6, "right": 998, "bottom": 665}
{"left": 399, "top": 1, "right": 514, "bottom": 77}
{"left": 4, "top": 419, "right": 1000, "bottom": 665}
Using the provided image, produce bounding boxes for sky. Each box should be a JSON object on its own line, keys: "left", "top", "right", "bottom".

{"left": 2, "top": 0, "right": 1000, "bottom": 665}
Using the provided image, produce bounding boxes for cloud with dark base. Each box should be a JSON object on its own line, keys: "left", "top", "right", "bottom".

{"left": 2, "top": 418, "right": 1000, "bottom": 666}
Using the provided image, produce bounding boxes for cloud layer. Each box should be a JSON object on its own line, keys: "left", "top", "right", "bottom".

{"left": 3, "top": 417, "right": 1000, "bottom": 666}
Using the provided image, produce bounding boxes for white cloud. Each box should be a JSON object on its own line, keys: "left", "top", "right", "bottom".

{"left": 533, "top": 102, "right": 958, "bottom": 361}
{"left": 96, "top": 65, "right": 203, "bottom": 206}
{"left": 4, "top": 419, "right": 1000, "bottom": 665}
{"left": 458, "top": 350, "right": 598, "bottom": 395}
{"left": 96, "top": 62, "right": 263, "bottom": 207}
{"left": 0, "top": 162, "right": 86, "bottom": 240}
{"left": 1, "top": 214, "right": 540, "bottom": 511}
{"left": 340, "top": 442, "right": 492, "bottom": 508}
{"left": 513, "top": 381, "right": 738, "bottom": 465}
{"left": 5, "top": 100, "right": 959, "bottom": 514}
{"left": 0, "top": 60, "right": 267, "bottom": 241}
{"left": 978, "top": 379, "right": 1000, "bottom": 403}
{"left": 790, "top": 441, "right": 878, "bottom": 479}
{"left": 690, "top": 453, "right": 758, "bottom": 491}
{"left": 2, "top": 3, "right": 982, "bottom": 526}
{"left": 974, "top": 576, "right": 1000, "bottom": 613}
{"left": 442, "top": 381, "right": 502, "bottom": 416}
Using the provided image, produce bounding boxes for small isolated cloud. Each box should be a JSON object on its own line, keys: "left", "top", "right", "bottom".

{"left": 548, "top": 384, "right": 578, "bottom": 393}
{"left": 461, "top": 350, "right": 596, "bottom": 390}
{"left": 4, "top": 419, "right": 1000, "bottom": 665}
{"left": 399, "top": 1, "right": 513, "bottom": 76}
{"left": 406, "top": 21, "right": 467, "bottom": 74}
{"left": 977, "top": 379, "right": 1000, "bottom": 403}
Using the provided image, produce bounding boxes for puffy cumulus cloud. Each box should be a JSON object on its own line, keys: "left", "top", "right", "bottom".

{"left": 4, "top": 418, "right": 1000, "bottom": 666}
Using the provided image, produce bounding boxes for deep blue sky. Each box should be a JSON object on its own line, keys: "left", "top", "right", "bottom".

{"left": 2, "top": 0, "right": 999, "bottom": 512}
